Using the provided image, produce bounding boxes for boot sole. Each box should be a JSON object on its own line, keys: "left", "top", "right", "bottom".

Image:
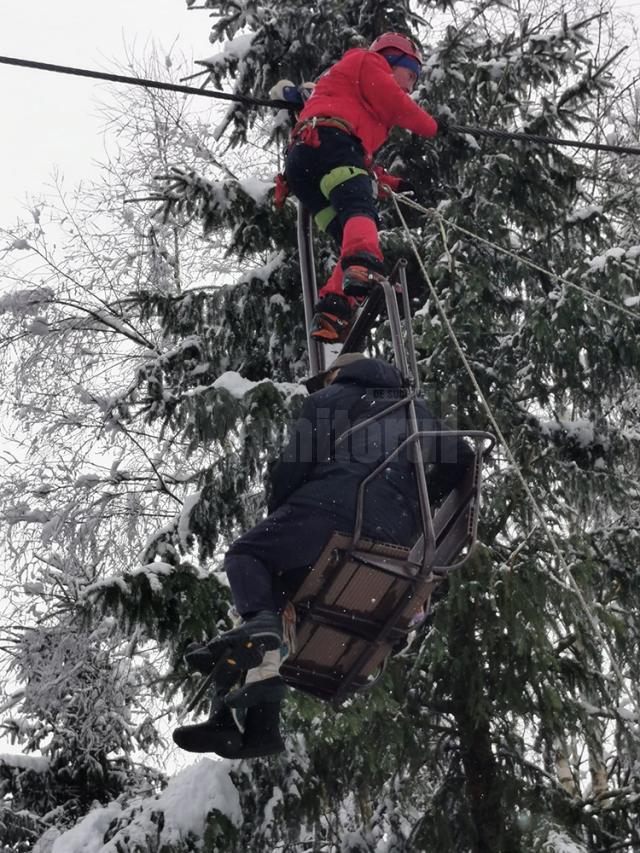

{"left": 173, "top": 724, "right": 285, "bottom": 759}
{"left": 310, "top": 330, "right": 345, "bottom": 343}
{"left": 172, "top": 722, "right": 243, "bottom": 755}
{"left": 184, "top": 630, "right": 280, "bottom": 675}
{"left": 310, "top": 314, "right": 350, "bottom": 343}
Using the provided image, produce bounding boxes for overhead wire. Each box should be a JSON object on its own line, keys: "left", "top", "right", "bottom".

{"left": 391, "top": 191, "right": 639, "bottom": 719}
{"left": 449, "top": 122, "right": 640, "bottom": 157}
{"left": 3, "top": 54, "right": 640, "bottom": 158}
{"left": 0, "top": 54, "right": 291, "bottom": 110}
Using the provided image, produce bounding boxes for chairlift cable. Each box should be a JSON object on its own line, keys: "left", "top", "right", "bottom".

{"left": 2, "top": 54, "right": 640, "bottom": 158}
{"left": 0, "top": 54, "right": 291, "bottom": 110}
{"left": 450, "top": 122, "right": 640, "bottom": 157}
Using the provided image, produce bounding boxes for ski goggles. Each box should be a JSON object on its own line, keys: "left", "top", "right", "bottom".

{"left": 384, "top": 53, "right": 422, "bottom": 78}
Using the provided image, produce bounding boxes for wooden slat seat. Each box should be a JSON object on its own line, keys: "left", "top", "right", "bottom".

{"left": 280, "top": 443, "right": 491, "bottom": 704}
{"left": 280, "top": 533, "right": 437, "bottom": 703}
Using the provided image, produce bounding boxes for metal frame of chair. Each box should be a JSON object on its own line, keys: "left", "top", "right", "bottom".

{"left": 280, "top": 205, "right": 495, "bottom": 704}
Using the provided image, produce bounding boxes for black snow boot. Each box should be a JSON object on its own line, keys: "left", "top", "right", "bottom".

{"left": 184, "top": 610, "right": 283, "bottom": 676}
{"left": 310, "top": 292, "right": 354, "bottom": 343}
{"left": 235, "top": 700, "right": 285, "bottom": 759}
{"left": 172, "top": 701, "right": 243, "bottom": 756}
{"left": 172, "top": 699, "right": 285, "bottom": 759}
{"left": 226, "top": 649, "right": 288, "bottom": 709}
{"left": 341, "top": 252, "right": 386, "bottom": 298}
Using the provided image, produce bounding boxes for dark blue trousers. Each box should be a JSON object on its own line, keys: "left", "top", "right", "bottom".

{"left": 224, "top": 503, "right": 345, "bottom": 616}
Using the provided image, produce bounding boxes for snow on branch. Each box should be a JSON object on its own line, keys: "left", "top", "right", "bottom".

{"left": 50, "top": 758, "right": 242, "bottom": 852}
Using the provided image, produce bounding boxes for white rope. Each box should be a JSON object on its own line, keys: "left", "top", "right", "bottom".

{"left": 390, "top": 191, "right": 638, "bottom": 717}
{"left": 397, "top": 194, "right": 640, "bottom": 325}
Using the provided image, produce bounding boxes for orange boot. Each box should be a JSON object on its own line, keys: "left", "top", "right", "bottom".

{"left": 341, "top": 251, "right": 387, "bottom": 298}
{"left": 310, "top": 292, "right": 355, "bottom": 343}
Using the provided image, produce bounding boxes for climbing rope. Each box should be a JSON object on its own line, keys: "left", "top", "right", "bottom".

{"left": 391, "top": 190, "right": 639, "bottom": 718}
{"left": 397, "top": 194, "right": 640, "bottom": 325}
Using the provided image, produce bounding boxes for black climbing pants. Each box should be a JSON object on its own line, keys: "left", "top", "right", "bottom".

{"left": 284, "top": 127, "right": 378, "bottom": 241}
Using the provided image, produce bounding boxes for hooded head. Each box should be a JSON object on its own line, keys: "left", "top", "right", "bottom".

{"left": 305, "top": 353, "right": 407, "bottom": 394}
{"left": 304, "top": 352, "right": 367, "bottom": 393}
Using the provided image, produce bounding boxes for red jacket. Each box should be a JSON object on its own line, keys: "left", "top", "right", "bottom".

{"left": 298, "top": 48, "right": 438, "bottom": 160}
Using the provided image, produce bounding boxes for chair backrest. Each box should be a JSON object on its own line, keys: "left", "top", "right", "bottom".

{"left": 409, "top": 447, "right": 482, "bottom": 573}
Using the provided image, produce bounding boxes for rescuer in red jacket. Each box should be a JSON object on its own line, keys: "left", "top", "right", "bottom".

{"left": 284, "top": 32, "right": 447, "bottom": 343}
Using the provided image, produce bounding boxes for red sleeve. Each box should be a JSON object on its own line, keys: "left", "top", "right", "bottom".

{"left": 359, "top": 53, "right": 438, "bottom": 138}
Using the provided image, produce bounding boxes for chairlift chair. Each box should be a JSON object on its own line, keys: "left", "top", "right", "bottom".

{"left": 280, "top": 205, "right": 496, "bottom": 705}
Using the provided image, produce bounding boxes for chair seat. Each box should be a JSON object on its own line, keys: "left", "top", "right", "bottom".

{"left": 280, "top": 533, "right": 437, "bottom": 704}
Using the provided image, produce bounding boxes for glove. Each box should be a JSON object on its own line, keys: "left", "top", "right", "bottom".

{"left": 299, "top": 81, "right": 316, "bottom": 102}
{"left": 269, "top": 79, "right": 303, "bottom": 108}
{"left": 434, "top": 114, "right": 451, "bottom": 136}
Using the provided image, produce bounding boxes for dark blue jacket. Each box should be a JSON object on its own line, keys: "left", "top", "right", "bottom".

{"left": 268, "top": 359, "right": 474, "bottom": 545}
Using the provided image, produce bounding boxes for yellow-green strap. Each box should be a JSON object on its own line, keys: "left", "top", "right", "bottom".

{"left": 319, "top": 165, "right": 369, "bottom": 199}
{"left": 314, "top": 205, "right": 338, "bottom": 232}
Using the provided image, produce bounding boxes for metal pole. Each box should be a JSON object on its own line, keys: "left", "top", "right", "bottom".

{"left": 381, "top": 280, "right": 436, "bottom": 570}
{"left": 398, "top": 262, "right": 421, "bottom": 391}
{"left": 296, "top": 201, "right": 324, "bottom": 377}
{"left": 382, "top": 280, "right": 410, "bottom": 381}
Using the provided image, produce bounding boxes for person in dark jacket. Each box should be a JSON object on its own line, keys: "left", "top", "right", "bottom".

{"left": 284, "top": 32, "right": 448, "bottom": 343}
{"left": 173, "top": 353, "right": 474, "bottom": 758}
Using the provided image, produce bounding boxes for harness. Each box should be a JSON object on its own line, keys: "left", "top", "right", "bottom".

{"left": 289, "top": 115, "right": 357, "bottom": 149}
{"left": 276, "top": 115, "right": 371, "bottom": 232}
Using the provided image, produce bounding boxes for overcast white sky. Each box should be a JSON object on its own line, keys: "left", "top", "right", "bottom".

{"left": 0, "top": 0, "right": 212, "bottom": 224}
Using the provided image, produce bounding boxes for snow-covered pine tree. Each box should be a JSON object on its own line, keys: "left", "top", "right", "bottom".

{"left": 119, "top": 1, "right": 638, "bottom": 850}
{"left": 0, "top": 618, "right": 164, "bottom": 848}
{"left": 0, "top": 51, "right": 268, "bottom": 846}
{"left": 2, "top": 1, "right": 640, "bottom": 850}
